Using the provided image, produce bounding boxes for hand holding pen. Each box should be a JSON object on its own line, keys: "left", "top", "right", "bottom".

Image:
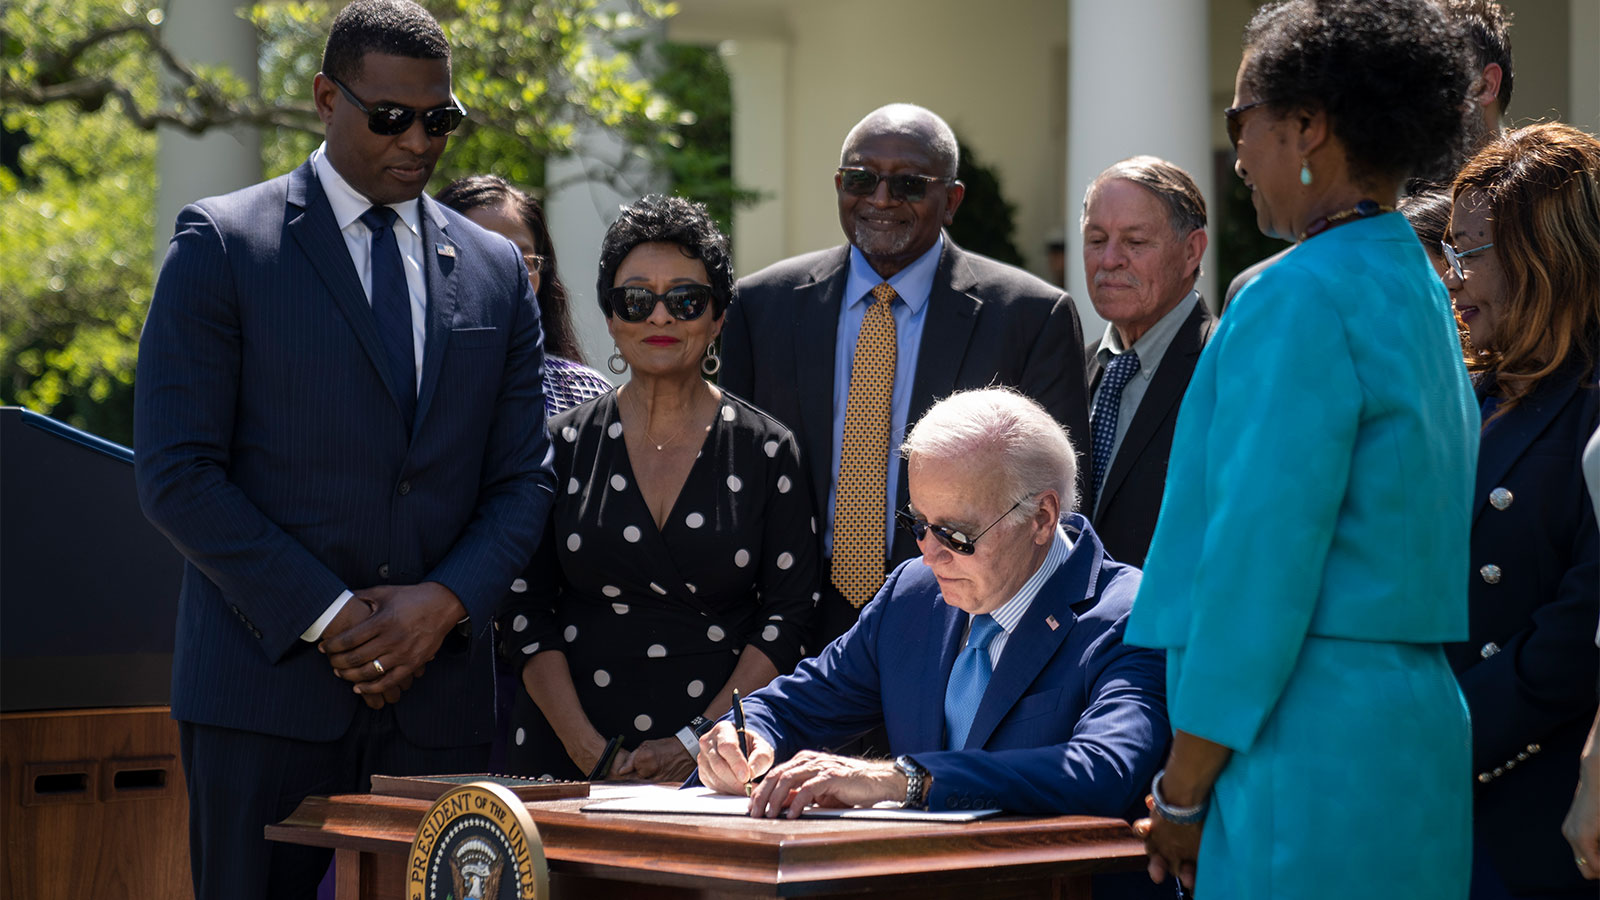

{"left": 697, "top": 719, "right": 775, "bottom": 798}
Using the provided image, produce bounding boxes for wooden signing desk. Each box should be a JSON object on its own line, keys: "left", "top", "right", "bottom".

{"left": 268, "top": 790, "right": 1146, "bottom": 899}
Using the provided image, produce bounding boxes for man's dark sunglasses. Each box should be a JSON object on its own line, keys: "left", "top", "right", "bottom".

{"left": 896, "top": 497, "right": 1026, "bottom": 556}
{"left": 837, "top": 167, "right": 956, "bottom": 203}
{"left": 326, "top": 73, "right": 465, "bottom": 137}
{"left": 606, "top": 284, "right": 716, "bottom": 323}
{"left": 1223, "top": 98, "right": 1276, "bottom": 149}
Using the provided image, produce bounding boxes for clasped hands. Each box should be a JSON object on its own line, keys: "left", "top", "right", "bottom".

{"left": 318, "top": 581, "right": 466, "bottom": 709}
{"left": 697, "top": 722, "right": 904, "bottom": 817}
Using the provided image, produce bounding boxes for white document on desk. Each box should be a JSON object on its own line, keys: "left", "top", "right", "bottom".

{"left": 581, "top": 785, "right": 1003, "bottom": 822}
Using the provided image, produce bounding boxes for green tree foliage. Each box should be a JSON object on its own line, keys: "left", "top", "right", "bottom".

{"left": 3, "top": 0, "right": 747, "bottom": 444}
{"left": 947, "top": 137, "right": 1026, "bottom": 268}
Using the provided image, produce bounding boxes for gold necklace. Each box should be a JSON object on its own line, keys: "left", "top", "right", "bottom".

{"left": 626, "top": 391, "right": 693, "bottom": 451}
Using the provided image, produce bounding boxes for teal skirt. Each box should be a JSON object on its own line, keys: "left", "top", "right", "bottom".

{"left": 1176, "top": 637, "right": 1471, "bottom": 899}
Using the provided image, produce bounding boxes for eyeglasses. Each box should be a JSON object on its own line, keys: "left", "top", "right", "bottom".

{"left": 1440, "top": 239, "right": 1494, "bottom": 280}
{"left": 326, "top": 73, "right": 465, "bottom": 137}
{"left": 837, "top": 167, "right": 955, "bottom": 203}
{"left": 605, "top": 284, "right": 716, "bottom": 323}
{"left": 522, "top": 253, "right": 545, "bottom": 272}
{"left": 896, "top": 497, "right": 1028, "bottom": 556}
{"left": 1223, "top": 98, "right": 1275, "bottom": 149}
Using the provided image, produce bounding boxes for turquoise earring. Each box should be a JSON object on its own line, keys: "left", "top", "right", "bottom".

{"left": 1300, "top": 160, "right": 1313, "bottom": 186}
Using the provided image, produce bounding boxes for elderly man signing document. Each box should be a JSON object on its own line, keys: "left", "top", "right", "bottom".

{"left": 696, "top": 388, "right": 1168, "bottom": 831}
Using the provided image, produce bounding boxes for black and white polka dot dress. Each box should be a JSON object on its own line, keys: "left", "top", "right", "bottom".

{"left": 500, "top": 390, "right": 821, "bottom": 778}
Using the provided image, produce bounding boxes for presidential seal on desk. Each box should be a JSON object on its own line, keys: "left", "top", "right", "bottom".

{"left": 407, "top": 781, "right": 547, "bottom": 900}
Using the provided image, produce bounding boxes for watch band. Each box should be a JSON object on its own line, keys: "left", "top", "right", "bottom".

{"left": 1150, "top": 769, "right": 1208, "bottom": 825}
{"left": 674, "top": 727, "right": 700, "bottom": 759}
{"left": 895, "top": 755, "right": 929, "bottom": 809}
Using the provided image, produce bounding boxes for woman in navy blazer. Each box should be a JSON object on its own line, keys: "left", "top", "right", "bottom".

{"left": 1443, "top": 122, "right": 1600, "bottom": 899}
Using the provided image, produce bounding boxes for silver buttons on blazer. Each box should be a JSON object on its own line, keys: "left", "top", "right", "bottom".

{"left": 1479, "top": 564, "right": 1502, "bottom": 584}
{"left": 1489, "top": 487, "right": 1513, "bottom": 510}
{"left": 1480, "top": 642, "right": 1500, "bottom": 658}
{"left": 1477, "top": 742, "right": 1543, "bottom": 783}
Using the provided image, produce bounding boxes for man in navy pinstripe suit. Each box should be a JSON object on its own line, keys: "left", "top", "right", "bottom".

{"left": 133, "top": 2, "right": 554, "bottom": 896}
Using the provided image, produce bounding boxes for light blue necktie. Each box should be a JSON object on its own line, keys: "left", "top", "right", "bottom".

{"left": 944, "top": 614, "right": 1003, "bottom": 751}
{"left": 1090, "top": 350, "right": 1141, "bottom": 499}
{"left": 358, "top": 206, "right": 417, "bottom": 428}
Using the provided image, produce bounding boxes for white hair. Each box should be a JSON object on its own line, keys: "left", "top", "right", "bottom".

{"left": 900, "top": 387, "right": 1079, "bottom": 516}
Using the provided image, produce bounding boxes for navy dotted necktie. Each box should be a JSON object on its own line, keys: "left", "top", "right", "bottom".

{"left": 1091, "top": 350, "right": 1141, "bottom": 499}
{"left": 358, "top": 206, "right": 417, "bottom": 427}
{"left": 944, "top": 614, "right": 1003, "bottom": 751}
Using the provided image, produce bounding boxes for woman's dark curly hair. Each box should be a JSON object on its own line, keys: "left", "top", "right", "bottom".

{"left": 596, "top": 194, "right": 734, "bottom": 320}
{"left": 1241, "top": 0, "right": 1473, "bottom": 186}
{"left": 434, "top": 175, "right": 586, "bottom": 364}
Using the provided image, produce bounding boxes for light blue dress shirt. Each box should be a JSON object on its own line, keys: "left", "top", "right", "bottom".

{"left": 825, "top": 236, "right": 943, "bottom": 556}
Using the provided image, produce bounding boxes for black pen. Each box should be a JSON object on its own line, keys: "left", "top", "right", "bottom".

{"left": 732, "top": 689, "right": 752, "bottom": 795}
{"left": 587, "top": 734, "right": 623, "bottom": 782}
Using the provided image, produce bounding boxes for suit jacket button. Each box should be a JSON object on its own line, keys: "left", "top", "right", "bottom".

{"left": 1489, "top": 487, "right": 1513, "bottom": 510}
{"left": 379, "top": 563, "right": 391, "bottom": 579}
{"left": 1479, "top": 564, "right": 1501, "bottom": 584}
{"left": 398, "top": 480, "right": 411, "bottom": 496}
{"left": 1480, "top": 642, "right": 1500, "bottom": 658}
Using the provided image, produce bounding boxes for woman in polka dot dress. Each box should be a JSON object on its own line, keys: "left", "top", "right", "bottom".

{"left": 500, "top": 195, "right": 820, "bottom": 782}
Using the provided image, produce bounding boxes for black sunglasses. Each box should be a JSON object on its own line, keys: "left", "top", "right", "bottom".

{"left": 896, "top": 497, "right": 1027, "bottom": 556}
{"left": 1223, "top": 98, "right": 1275, "bottom": 149}
{"left": 606, "top": 284, "right": 716, "bottom": 323}
{"left": 326, "top": 73, "right": 465, "bottom": 137}
{"left": 837, "top": 167, "right": 955, "bottom": 203}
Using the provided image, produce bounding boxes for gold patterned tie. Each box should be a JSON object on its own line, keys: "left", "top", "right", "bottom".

{"left": 834, "top": 283, "right": 899, "bottom": 608}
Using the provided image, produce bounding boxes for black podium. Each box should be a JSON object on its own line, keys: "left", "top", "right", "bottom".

{"left": 1, "top": 407, "right": 191, "bottom": 898}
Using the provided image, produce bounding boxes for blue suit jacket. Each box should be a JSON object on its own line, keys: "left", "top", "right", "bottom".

{"left": 1446, "top": 360, "right": 1599, "bottom": 893}
{"left": 735, "top": 516, "right": 1168, "bottom": 819}
{"left": 134, "top": 161, "right": 555, "bottom": 747}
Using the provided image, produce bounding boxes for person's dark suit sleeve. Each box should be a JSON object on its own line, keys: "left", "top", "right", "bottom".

{"left": 735, "top": 567, "right": 909, "bottom": 760}
{"left": 1024, "top": 292, "right": 1092, "bottom": 506}
{"left": 914, "top": 609, "right": 1168, "bottom": 817}
{"left": 425, "top": 268, "right": 556, "bottom": 623}
{"left": 135, "top": 203, "right": 348, "bottom": 663}
{"left": 719, "top": 292, "right": 755, "bottom": 399}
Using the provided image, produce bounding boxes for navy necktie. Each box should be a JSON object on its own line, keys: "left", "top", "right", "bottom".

{"left": 944, "top": 614, "right": 1003, "bottom": 751}
{"left": 358, "top": 206, "right": 416, "bottom": 426}
{"left": 1090, "top": 350, "right": 1141, "bottom": 499}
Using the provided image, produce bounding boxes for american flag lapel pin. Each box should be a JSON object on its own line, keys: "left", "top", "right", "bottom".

{"left": 1045, "top": 615, "right": 1060, "bottom": 631}
{"left": 436, "top": 243, "right": 456, "bottom": 258}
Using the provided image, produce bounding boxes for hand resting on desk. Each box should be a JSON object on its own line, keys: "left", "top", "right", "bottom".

{"left": 699, "top": 723, "right": 908, "bottom": 818}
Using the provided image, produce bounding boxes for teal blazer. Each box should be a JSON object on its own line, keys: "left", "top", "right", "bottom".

{"left": 1126, "top": 213, "right": 1479, "bottom": 752}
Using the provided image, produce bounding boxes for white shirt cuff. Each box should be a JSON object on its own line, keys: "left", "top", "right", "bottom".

{"left": 301, "top": 591, "right": 354, "bottom": 641}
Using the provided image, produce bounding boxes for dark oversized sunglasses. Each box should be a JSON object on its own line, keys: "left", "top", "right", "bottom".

{"left": 1223, "top": 98, "right": 1275, "bottom": 149}
{"left": 896, "top": 497, "right": 1026, "bottom": 556}
{"left": 326, "top": 73, "right": 465, "bottom": 137}
{"left": 605, "top": 284, "right": 716, "bottom": 323}
{"left": 837, "top": 167, "right": 955, "bottom": 203}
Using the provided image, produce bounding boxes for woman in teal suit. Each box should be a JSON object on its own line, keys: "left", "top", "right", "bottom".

{"left": 1129, "top": 1, "right": 1479, "bottom": 896}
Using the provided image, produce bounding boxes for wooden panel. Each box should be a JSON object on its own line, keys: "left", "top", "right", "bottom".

{"left": 1, "top": 707, "right": 191, "bottom": 900}
{"left": 269, "top": 792, "right": 1146, "bottom": 899}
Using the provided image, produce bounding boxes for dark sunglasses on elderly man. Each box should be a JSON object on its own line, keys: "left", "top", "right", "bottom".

{"left": 896, "top": 497, "right": 1028, "bottom": 556}
{"left": 837, "top": 167, "right": 956, "bottom": 203}
{"left": 326, "top": 73, "right": 466, "bottom": 137}
{"left": 606, "top": 284, "right": 716, "bottom": 323}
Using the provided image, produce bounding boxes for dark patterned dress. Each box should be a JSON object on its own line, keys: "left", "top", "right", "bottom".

{"left": 501, "top": 390, "right": 821, "bottom": 778}
{"left": 542, "top": 355, "right": 613, "bottom": 417}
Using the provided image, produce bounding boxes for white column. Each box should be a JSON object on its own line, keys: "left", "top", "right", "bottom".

{"left": 544, "top": 137, "right": 651, "bottom": 378}
{"left": 1066, "top": 0, "right": 1213, "bottom": 338}
{"left": 155, "top": 0, "right": 260, "bottom": 267}
{"left": 720, "top": 38, "right": 790, "bottom": 275}
{"left": 1571, "top": 0, "right": 1600, "bottom": 135}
